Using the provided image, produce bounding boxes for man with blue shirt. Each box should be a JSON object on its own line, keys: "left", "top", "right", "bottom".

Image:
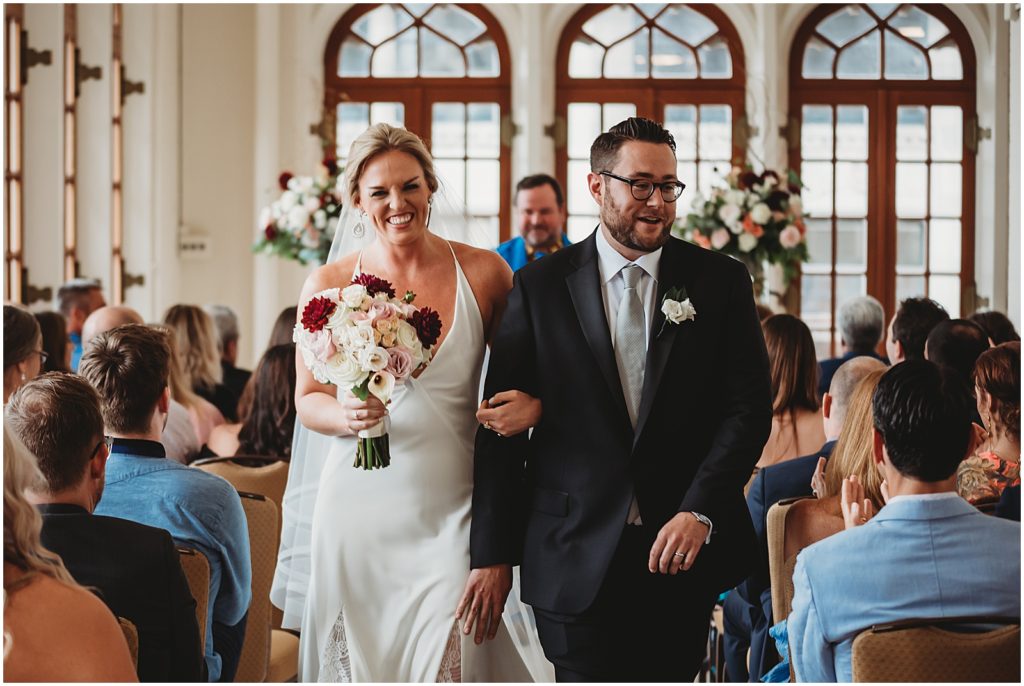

{"left": 80, "top": 324, "right": 251, "bottom": 682}
{"left": 57, "top": 277, "right": 106, "bottom": 372}
{"left": 788, "top": 360, "right": 1020, "bottom": 682}
{"left": 496, "top": 174, "right": 571, "bottom": 271}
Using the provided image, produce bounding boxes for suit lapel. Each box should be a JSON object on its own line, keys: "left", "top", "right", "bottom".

{"left": 633, "top": 238, "right": 693, "bottom": 448}
{"left": 566, "top": 233, "right": 631, "bottom": 426}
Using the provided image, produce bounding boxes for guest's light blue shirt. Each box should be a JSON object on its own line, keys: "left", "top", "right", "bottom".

{"left": 69, "top": 331, "right": 83, "bottom": 372}
{"left": 95, "top": 439, "right": 251, "bottom": 682}
{"left": 496, "top": 234, "right": 572, "bottom": 272}
{"left": 788, "top": 492, "right": 1020, "bottom": 682}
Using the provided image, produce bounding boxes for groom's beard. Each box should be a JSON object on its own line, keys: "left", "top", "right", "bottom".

{"left": 600, "top": 193, "right": 673, "bottom": 254}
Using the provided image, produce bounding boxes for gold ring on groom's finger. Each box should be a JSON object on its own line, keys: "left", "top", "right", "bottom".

{"left": 484, "top": 421, "right": 492, "bottom": 431}
{"left": 673, "top": 552, "right": 686, "bottom": 558}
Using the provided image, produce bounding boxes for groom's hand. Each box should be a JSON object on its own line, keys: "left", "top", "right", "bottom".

{"left": 649, "top": 513, "right": 709, "bottom": 575}
{"left": 456, "top": 564, "right": 512, "bottom": 645}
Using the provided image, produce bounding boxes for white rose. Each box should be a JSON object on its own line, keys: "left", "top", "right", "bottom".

{"left": 750, "top": 203, "right": 771, "bottom": 225}
{"left": 340, "top": 323, "right": 376, "bottom": 352}
{"left": 711, "top": 228, "right": 731, "bottom": 250}
{"left": 725, "top": 189, "right": 745, "bottom": 207}
{"left": 738, "top": 232, "right": 758, "bottom": 253}
{"left": 287, "top": 177, "right": 301, "bottom": 192}
{"left": 287, "top": 206, "right": 310, "bottom": 230}
{"left": 280, "top": 190, "right": 298, "bottom": 212}
{"left": 358, "top": 346, "right": 390, "bottom": 372}
{"left": 313, "top": 209, "right": 327, "bottom": 229}
{"left": 304, "top": 195, "right": 321, "bottom": 213}
{"left": 326, "top": 351, "right": 368, "bottom": 389}
{"left": 661, "top": 297, "right": 696, "bottom": 324}
{"left": 718, "top": 203, "right": 742, "bottom": 227}
{"left": 342, "top": 284, "right": 368, "bottom": 309}
{"left": 779, "top": 224, "right": 803, "bottom": 249}
{"left": 396, "top": 321, "right": 425, "bottom": 363}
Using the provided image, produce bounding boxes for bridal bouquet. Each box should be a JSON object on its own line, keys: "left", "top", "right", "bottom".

{"left": 677, "top": 166, "right": 809, "bottom": 284}
{"left": 294, "top": 273, "right": 443, "bottom": 469}
{"left": 253, "top": 158, "right": 344, "bottom": 266}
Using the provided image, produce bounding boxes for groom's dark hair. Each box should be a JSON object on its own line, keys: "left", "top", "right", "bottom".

{"left": 590, "top": 117, "right": 676, "bottom": 173}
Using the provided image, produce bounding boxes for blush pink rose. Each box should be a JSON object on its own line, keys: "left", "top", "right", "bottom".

{"left": 779, "top": 224, "right": 803, "bottom": 249}
{"left": 305, "top": 328, "right": 336, "bottom": 363}
{"left": 385, "top": 346, "right": 415, "bottom": 380}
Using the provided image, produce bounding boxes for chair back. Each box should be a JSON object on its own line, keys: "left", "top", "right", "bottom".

{"left": 177, "top": 547, "right": 211, "bottom": 654}
{"left": 192, "top": 456, "right": 289, "bottom": 514}
{"left": 851, "top": 616, "right": 1021, "bottom": 682}
{"left": 117, "top": 616, "right": 139, "bottom": 670}
{"left": 234, "top": 491, "right": 278, "bottom": 682}
{"left": 766, "top": 496, "right": 812, "bottom": 624}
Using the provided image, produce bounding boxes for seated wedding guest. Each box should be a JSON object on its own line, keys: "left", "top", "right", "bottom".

{"left": 996, "top": 484, "right": 1021, "bottom": 521}
{"left": 6, "top": 373, "right": 203, "bottom": 682}
{"left": 79, "top": 325, "right": 251, "bottom": 682}
{"left": 2, "top": 426, "right": 137, "bottom": 682}
{"left": 817, "top": 296, "right": 885, "bottom": 397}
{"left": 789, "top": 360, "right": 1021, "bottom": 682}
{"left": 971, "top": 310, "right": 1021, "bottom": 345}
{"left": 204, "top": 304, "right": 251, "bottom": 401}
{"left": 83, "top": 306, "right": 200, "bottom": 465}
{"left": 885, "top": 296, "right": 949, "bottom": 364}
{"left": 154, "top": 323, "right": 225, "bottom": 450}
{"left": 267, "top": 305, "right": 297, "bottom": 348}
{"left": 925, "top": 318, "right": 991, "bottom": 385}
{"left": 758, "top": 314, "right": 826, "bottom": 467}
{"left": 33, "top": 311, "right": 71, "bottom": 373}
{"left": 57, "top": 277, "right": 106, "bottom": 371}
{"left": 206, "top": 343, "right": 296, "bottom": 460}
{"left": 956, "top": 342, "right": 1020, "bottom": 504}
{"left": 723, "top": 356, "right": 886, "bottom": 682}
{"left": 496, "top": 174, "right": 572, "bottom": 271}
{"left": 164, "top": 305, "right": 239, "bottom": 421}
{"left": 4, "top": 305, "right": 43, "bottom": 403}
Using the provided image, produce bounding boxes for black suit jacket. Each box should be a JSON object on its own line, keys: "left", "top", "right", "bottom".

{"left": 472, "top": 232, "right": 772, "bottom": 615}
{"left": 38, "top": 504, "right": 203, "bottom": 682}
{"left": 221, "top": 361, "right": 252, "bottom": 407}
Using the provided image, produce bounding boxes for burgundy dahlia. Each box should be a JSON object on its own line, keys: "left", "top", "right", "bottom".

{"left": 278, "top": 171, "right": 294, "bottom": 191}
{"left": 351, "top": 273, "right": 396, "bottom": 299}
{"left": 739, "top": 171, "right": 760, "bottom": 189}
{"left": 765, "top": 190, "right": 789, "bottom": 212}
{"left": 411, "top": 307, "right": 443, "bottom": 348}
{"left": 264, "top": 224, "right": 277, "bottom": 241}
{"left": 301, "top": 296, "right": 336, "bottom": 333}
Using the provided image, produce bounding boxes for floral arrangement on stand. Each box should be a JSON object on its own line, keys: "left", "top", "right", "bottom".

{"left": 253, "top": 157, "right": 344, "bottom": 266}
{"left": 676, "top": 167, "right": 809, "bottom": 295}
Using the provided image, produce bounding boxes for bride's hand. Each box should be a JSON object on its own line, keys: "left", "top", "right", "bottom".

{"left": 339, "top": 391, "right": 387, "bottom": 436}
{"left": 476, "top": 391, "right": 542, "bottom": 437}
{"left": 456, "top": 564, "right": 512, "bottom": 645}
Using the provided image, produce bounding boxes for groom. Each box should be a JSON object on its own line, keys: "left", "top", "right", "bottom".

{"left": 469, "top": 117, "right": 772, "bottom": 681}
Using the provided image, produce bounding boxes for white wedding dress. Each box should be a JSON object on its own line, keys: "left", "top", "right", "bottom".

{"left": 298, "top": 246, "right": 550, "bottom": 682}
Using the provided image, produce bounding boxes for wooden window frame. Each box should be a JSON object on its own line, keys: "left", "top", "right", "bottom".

{"left": 788, "top": 4, "right": 977, "bottom": 356}
{"left": 5, "top": 4, "right": 25, "bottom": 302}
{"left": 555, "top": 3, "right": 748, "bottom": 225}
{"left": 322, "top": 4, "right": 514, "bottom": 241}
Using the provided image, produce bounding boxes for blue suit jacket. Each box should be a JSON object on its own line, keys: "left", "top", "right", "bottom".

{"left": 789, "top": 494, "right": 1021, "bottom": 682}
{"left": 817, "top": 351, "right": 886, "bottom": 398}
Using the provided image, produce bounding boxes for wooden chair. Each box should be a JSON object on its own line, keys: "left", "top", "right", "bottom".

{"left": 193, "top": 456, "right": 290, "bottom": 630}
{"left": 235, "top": 491, "right": 299, "bottom": 683}
{"left": 177, "top": 547, "right": 211, "bottom": 655}
{"left": 766, "top": 496, "right": 813, "bottom": 624}
{"left": 851, "top": 616, "right": 1021, "bottom": 682}
{"left": 117, "top": 616, "right": 139, "bottom": 670}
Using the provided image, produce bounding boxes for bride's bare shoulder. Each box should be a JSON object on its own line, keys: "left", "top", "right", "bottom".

{"left": 302, "top": 256, "right": 358, "bottom": 299}
{"left": 450, "top": 241, "right": 512, "bottom": 296}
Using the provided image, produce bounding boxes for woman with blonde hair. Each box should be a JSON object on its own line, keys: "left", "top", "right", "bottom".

{"left": 757, "top": 314, "right": 827, "bottom": 467}
{"left": 3, "top": 426, "right": 137, "bottom": 681}
{"left": 153, "top": 323, "right": 225, "bottom": 447}
{"left": 163, "top": 304, "right": 239, "bottom": 421}
{"left": 786, "top": 369, "right": 887, "bottom": 558}
{"left": 279, "top": 123, "right": 547, "bottom": 681}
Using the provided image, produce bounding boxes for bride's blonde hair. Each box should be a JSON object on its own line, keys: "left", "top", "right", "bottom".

{"left": 345, "top": 123, "right": 439, "bottom": 205}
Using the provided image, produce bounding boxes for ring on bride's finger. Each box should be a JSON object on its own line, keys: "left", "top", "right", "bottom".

{"left": 673, "top": 551, "right": 687, "bottom": 559}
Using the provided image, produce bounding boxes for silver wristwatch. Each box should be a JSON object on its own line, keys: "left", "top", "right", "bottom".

{"left": 691, "top": 511, "right": 713, "bottom": 544}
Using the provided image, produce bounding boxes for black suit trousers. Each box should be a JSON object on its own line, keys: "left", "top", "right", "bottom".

{"left": 533, "top": 525, "right": 718, "bottom": 682}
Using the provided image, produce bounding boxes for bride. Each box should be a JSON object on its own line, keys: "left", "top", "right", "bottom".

{"left": 280, "top": 123, "right": 550, "bottom": 682}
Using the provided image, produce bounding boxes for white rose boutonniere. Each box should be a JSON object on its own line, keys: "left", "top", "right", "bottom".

{"left": 659, "top": 286, "right": 696, "bottom": 337}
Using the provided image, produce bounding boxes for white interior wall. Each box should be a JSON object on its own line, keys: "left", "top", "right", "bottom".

{"left": 10, "top": 3, "right": 1020, "bottom": 365}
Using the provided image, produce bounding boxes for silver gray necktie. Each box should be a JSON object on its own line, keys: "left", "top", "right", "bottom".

{"left": 615, "top": 264, "right": 646, "bottom": 427}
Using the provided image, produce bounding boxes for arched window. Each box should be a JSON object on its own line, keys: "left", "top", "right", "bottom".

{"left": 324, "top": 4, "right": 512, "bottom": 244}
{"left": 556, "top": 4, "right": 747, "bottom": 242}
{"left": 789, "top": 4, "right": 976, "bottom": 358}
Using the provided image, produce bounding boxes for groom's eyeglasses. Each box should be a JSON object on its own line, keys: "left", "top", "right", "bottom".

{"left": 599, "top": 171, "right": 685, "bottom": 203}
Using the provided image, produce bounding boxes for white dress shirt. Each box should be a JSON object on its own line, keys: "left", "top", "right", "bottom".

{"left": 595, "top": 227, "right": 660, "bottom": 525}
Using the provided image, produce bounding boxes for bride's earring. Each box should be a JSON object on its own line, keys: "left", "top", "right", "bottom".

{"left": 355, "top": 211, "right": 367, "bottom": 238}
{"left": 426, "top": 197, "right": 433, "bottom": 227}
